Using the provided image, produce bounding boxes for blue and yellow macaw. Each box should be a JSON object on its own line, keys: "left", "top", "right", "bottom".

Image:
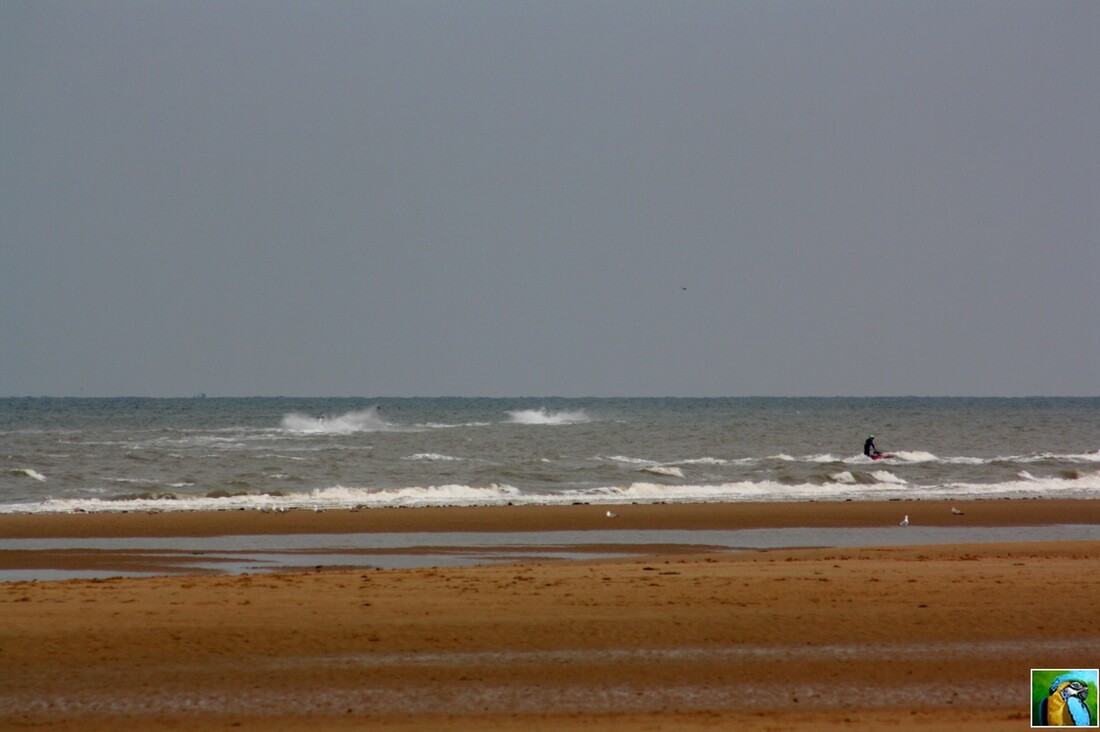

{"left": 1041, "top": 673, "right": 1092, "bottom": 726}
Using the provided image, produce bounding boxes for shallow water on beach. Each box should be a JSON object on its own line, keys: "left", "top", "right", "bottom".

{"left": 2, "top": 396, "right": 1098, "bottom": 513}
{"left": 3, "top": 524, "right": 1098, "bottom": 581}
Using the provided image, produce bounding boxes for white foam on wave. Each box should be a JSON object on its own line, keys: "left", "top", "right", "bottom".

{"left": 842, "top": 451, "right": 939, "bottom": 464}
{"left": 596, "top": 481, "right": 879, "bottom": 503}
{"left": 505, "top": 408, "right": 590, "bottom": 425}
{"left": 763, "top": 453, "right": 839, "bottom": 463}
{"left": 605, "top": 455, "right": 741, "bottom": 469}
{"left": 11, "top": 468, "right": 47, "bottom": 482}
{"left": 280, "top": 407, "right": 392, "bottom": 434}
{"left": 832, "top": 452, "right": 1100, "bottom": 467}
{"left": 925, "top": 452, "right": 1100, "bottom": 466}
{"left": 19, "top": 483, "right": 524, "bottom": 514}
{"left": 603, "top": 455, "right": 656, "bottom": 466}
{"left": 8, "top": 460, "right": 1100, "bottom": 510}
{"left": 944, "top": 470, "right": 1100, "bottom": 497}
{"left": 307, "top": 483, "right": 522, "bottom": 507}
{"left": 418, "top": 422, "right": 493, "bottom": 429}
{"left": 1017, "top": 452, "right": 1100, "bottom": 464}
{"left": 845, "top": 451, "right": 1100, "bottom": 466}
{"left": 942, "top": 456, "right": 988, "bottom": 465}
{"left": 9, "top": 469, "right": 1100, "bottom": 515}
{"left": 586, "top": 471, "right": 1100, "bottom": 504}
{"left": 386, "top": 468, "right": 1076, "bottom": 505}
{"left": 890, "top": 450, "right": 938, "bottom": 463}
{"left": 403, "top": 453, "right": 464, "bottom": 462}
{"left": 159, "top": 434, "right": 249, "bottom": 450}
{"left": 640, "top": 466, "right": 685, "bottom": 479}
{"left": 871, "top": 470, "right": 907, "bottom": 485}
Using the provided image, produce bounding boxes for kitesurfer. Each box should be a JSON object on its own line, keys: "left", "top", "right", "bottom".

{"left": 864, "top": 435, "right": 881, "bottom": 458}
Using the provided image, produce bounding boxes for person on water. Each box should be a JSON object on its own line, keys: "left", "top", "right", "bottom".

{"left": 864, "top": 435, "right": 881, "bottom": 458}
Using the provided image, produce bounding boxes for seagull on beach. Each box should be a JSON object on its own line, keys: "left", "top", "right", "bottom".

{"left": 899, "top": 514, "right": 909, "bottom": 527}
{"left": 951, "top": 506, "right": 965, "bottom": 515}
{"left": 606, "top": 510, "right": 618, "bottom": 519}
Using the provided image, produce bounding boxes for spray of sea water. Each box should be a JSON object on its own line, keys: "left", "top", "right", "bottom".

{"left": 280, "top": 406, "right": 393, "bottom": 434}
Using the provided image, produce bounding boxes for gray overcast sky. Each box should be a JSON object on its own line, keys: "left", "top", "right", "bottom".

{"left": 3, "top": 1, "right": 1098, "bottom": 397}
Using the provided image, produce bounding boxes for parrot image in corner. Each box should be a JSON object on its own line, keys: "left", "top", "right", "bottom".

{"left": 1041, "top": 674, "right": 1092, "bottom": 726}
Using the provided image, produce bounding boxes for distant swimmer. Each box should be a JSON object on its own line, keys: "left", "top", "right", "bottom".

{"left": 864, "top": 435, "right": 881, "bottom": 458}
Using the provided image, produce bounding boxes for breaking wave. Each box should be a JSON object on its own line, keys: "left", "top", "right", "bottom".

{"left": 603, "top": 455, "right": 654, "bottom": 465}
{"left": 14, "top": 469, "right": 1100, "bottom": 515}
{"left": 280, "top": 407, "right": 392, "bottom": 434}
{"left": 505, "top": 408, "right": 590, "bottom": 425}
{"left": 640, "top": 466, "right": 685, "bottom": 478}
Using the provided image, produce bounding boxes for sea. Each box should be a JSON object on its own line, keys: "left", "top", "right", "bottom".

{"left": 1, "top": 396, "right": 1098, "bottom": 515}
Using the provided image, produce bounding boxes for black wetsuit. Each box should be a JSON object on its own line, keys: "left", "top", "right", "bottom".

{"left": 864, "top": 438, "right": 878, "bottom": 457}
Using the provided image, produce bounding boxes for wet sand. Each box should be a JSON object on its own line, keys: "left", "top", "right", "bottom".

{"left": 2, "top": 499, "right": 1099, "bottom": 730}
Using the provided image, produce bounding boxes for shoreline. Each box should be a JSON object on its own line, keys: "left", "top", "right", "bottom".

{"left": 2, "top": 497, "right": 1100, "bottom": 539}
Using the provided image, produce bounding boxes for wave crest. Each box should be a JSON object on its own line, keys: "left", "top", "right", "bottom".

{"left": 280, "top": 407, "right": 392, "bottom": 434}
{"left": 11, "top": 468, "right": 47, "bottom": 482}
{"left": 505, "top": 408, "right": 590, "bottom": 425}
{"left": 641, "top": 466, "right": 685, "bottom": 478}
{"left": 16, "top": 469, "right": 1100, "bottom": 514}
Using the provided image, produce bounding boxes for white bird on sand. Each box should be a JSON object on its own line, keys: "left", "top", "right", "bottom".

{"left": 951, "top": 506, "right": 965, "bottom": 515}
{"left": 899, "top": 514, "right": 909, "bottom": 526}
{"left": 606, "top": 510, "right": 618, "bottom": 518}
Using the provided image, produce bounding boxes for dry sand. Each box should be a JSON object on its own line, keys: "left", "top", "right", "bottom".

{"left": 2, "top": 499, "right": 1099, "bottom": 730}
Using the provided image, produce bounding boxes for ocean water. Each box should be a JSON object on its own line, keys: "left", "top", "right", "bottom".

{"left": 1, "top": 397, "right": 1098, "bottom": 514}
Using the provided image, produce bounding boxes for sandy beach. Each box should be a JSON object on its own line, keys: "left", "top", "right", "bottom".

{"left": 3, "top": 499, "right": 1099, "bottom": 730}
